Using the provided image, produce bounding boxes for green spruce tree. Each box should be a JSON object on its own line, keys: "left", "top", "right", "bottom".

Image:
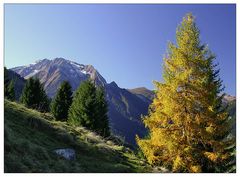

{"left": 39, "top": 87, "right": 50, "bottom": 112}
{"left": 51, "top": 81, "right": 73, "bottom": 121}
{"left": 68, "top": 80, "right": 97, "bottom": 129}
{"left": 20, "top": 77, "right": 49, "bottom": 112}
{"left": 7, "top": 80, "right": 15, "bottom": 101}
{"left": 95, "top": 87, "right": 110, "bottom": 137}
{"left": 20, "top": 77, "right": 35, "bottom": 107}
{"left": 68, "top": 80, "right": 110, "bottom": 137}
{"left": 4, "top": 67, "right": 10, "bottom": 98}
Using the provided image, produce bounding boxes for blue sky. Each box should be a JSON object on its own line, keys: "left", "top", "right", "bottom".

{"left": 4, "top": 4, "right": 236, "bottom": 95}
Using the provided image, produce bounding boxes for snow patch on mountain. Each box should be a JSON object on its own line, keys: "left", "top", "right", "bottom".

{"left": 81, "top": 70, "right": 87, "bottom": 74}
{"left": 69, "top": 61, "right": 90, "bottom": 75}
{"left": 25, "top": 69, "right": 40, "bottom": 78}
{"left": 70, "top": 61, "right": 84, "bottom": 68}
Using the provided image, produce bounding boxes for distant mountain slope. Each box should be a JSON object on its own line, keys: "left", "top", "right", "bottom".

{"left": 11, "top": 58, "right": 151, "bottom": 146}
{"left": 5, "top": 68, "right": 26, "bottom": 100}
{"left": 106, "top": 82, "right": 149, "bottom": 145}
{"left": 4, "top": 100, "right": 151, "bottom": 172}
{"left": 224, "top": 96, "right": 236, "bottom": 136}
{"left": 222, "top": 94, "right": 236, "bottom": 105}
{"left": 128, "top": 87, "right": 155, "bottom": 104}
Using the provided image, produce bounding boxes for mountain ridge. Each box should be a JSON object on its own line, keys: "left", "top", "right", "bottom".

{"left": 11, "top": 58, "right": 107, "bottom": 97}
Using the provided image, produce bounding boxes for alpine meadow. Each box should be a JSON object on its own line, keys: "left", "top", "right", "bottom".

{"left": 4, "top": 4, "right": 236, "bottom": 173}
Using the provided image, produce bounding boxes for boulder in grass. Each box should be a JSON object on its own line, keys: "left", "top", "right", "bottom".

{"left": 54, "top": 148, "right": 76, "bottom": 160}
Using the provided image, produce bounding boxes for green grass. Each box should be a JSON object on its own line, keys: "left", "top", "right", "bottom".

{"left": 4, "top": 99, "right": 151, "bottom": 173}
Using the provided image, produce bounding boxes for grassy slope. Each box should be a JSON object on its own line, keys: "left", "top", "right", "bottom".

{"left": 4, "top": 100, "right": 151, "bottom": 173}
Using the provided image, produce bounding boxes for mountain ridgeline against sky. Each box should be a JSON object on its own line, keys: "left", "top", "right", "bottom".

{"left": 10, "top": 58, "right": 151, "bottom": 145}
{"left": 12, "top": 58, "right": 107, "bottom": 97}
{"left": 10, "top": 58, "right": 236, "bottom": 146}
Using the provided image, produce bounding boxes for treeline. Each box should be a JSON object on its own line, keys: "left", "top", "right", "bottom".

{"left": 4, "top": 73, "right": 110, "bottom": 137}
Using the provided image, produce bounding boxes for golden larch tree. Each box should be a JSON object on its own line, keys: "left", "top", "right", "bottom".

{"left": 136, "top": 13, "right": 234, "bottom": 172}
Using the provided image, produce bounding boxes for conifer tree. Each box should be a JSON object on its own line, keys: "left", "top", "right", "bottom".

{"left": 20, "top": 77, "right": 49, "bottom": 112}
{"left": 68, "top": 80, "right": 110, "bottom": 137}
{"left": 136, "top": 13, "right": 234, "bottom": 172}
{"left": 51, "top": 81, "right": 73, "bottom": 121}
{"left": 95, "top": 87, "right": 110, "bottom": 137}
{"left": 39, "top": 88, "right": 50, "bottom": 112}
{"left": 68, "top": 80, "right": 97, "bottom": 129}
{"left": 7, "top": 80, "right": 15, "bottom": 101}
{"left": 4, "top": 67, "right": 10, "bottom": 98}
{"left": 20, "top": 77, "right": 35, "bottom": 107}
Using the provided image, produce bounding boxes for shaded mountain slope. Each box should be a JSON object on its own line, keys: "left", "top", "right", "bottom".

{"left": 225, "top": 97, "right": 236, "bottom": 136}
{"left": 4, "top": 100, "right": 151, "bottom": 172}
{"left": 106, "top": 82, "right": 149, "bottom": 145}
{"left": 5, "top": 68, "right": 26, "bottom": 100}
{"left": 128, "top": 87, "right": 155, "bottom": 104}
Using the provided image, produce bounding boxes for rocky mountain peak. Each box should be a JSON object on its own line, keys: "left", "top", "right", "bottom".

{"left": 109, "top": 81, "right": 118, "bottom": 88}
{"left": 223, "top": 94, "right": 236, "bottom": 102}
{"left": 10, "top": 58, "right": 107, "bottom": 97}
